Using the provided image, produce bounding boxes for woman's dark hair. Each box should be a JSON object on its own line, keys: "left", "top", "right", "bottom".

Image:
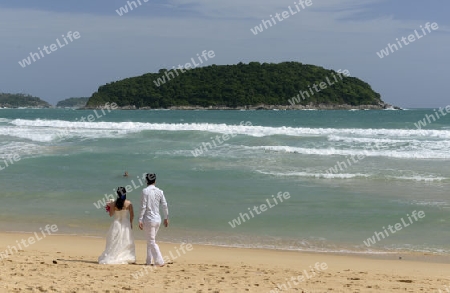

{"left": 115, "top": 187, "right": 127, "bottom": 210}
{"left": 146, "top": 173, "right": 156, "bottom": 185}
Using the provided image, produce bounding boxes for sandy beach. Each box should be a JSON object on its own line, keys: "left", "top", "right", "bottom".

{"left": 1, "top": 232, "right": 449, "bottom": 293}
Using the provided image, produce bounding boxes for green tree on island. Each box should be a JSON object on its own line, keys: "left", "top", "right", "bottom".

{"left": 0, "top": 93, "right": 51, "bottom": 108}
{"left": 86, "top": 62, "right": 384, "bottom": 109}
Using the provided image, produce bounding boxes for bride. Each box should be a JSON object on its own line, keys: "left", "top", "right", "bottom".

{"left": 98, "top": 187, "right": 136, "bottom": 264}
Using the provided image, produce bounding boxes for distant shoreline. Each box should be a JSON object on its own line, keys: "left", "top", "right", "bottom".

{"left": 0, "top": 103, "right": 403, "bottom": 110}
{"left": 82, "top": 103, "right": 401, "bottom": 111}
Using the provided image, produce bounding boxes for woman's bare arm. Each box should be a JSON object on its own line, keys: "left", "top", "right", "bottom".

{"left": 129, "top": 203, "right": 134, "bottom": 229}
{"left": 108, "top": 202, "right": 115, "bottom": 217}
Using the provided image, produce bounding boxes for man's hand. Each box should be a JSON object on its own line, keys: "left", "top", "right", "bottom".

{"left": 164, "top": 219, "right": 169, "bottom": 227}
{"left": 139, "top": 222, "right": 144, "bottom": 230}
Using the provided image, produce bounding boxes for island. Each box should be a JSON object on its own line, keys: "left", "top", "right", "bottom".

{"left": 56, "top": 97, "right": 89, "bottom": 108}
{"left": 85, "top": 62, "right": 395, "bottom": 110}
{"left": 0, "top": 93, "right": 51, "bottom": 108}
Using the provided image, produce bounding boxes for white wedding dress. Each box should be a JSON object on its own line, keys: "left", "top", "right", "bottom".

{"left": 98, "top": 209, "right": 136, "bottom": 264}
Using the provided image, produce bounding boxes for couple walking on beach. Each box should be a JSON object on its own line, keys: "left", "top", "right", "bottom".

{"left": 98, "top": 173, "right": 169, "bottom": 266}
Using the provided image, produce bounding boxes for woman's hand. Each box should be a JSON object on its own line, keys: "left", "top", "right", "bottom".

{"left": 108, "top": 202, "right": 115, "bottom": 217}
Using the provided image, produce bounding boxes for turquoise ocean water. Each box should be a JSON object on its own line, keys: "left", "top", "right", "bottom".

{"left": 0, "top": 108, "right": 449, "bottom": 255}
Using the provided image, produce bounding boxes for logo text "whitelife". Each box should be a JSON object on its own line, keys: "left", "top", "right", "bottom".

{"left": 18, "top": 31, "right": 81, "bottom": 68}
{"left": 250, "top": 0, "right": 313, "bottom": 35}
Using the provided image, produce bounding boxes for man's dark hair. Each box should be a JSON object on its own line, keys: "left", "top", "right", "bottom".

{"left": 146, "top": 173, "right": 156, "bottom": 185}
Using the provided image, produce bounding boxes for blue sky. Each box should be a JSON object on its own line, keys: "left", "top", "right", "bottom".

{"left": 0, "top": 0, "right": 448, "bottom": 107}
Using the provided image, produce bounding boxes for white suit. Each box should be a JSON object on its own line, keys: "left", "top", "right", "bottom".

{"left": 139, "top": 184, "right": 169, "bottom": 265}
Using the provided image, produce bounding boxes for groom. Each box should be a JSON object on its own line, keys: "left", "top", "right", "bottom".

{"left": 138, "top": 173, "right": 169, "bottom": 266}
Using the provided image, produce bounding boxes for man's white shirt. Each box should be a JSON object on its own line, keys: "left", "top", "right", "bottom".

{"left": 139, "top": 185, "right": 168, "bottom": 223}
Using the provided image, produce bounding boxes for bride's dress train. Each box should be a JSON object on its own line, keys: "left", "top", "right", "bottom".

{"left": 98, "top": 210, "right": 136, "bottom": 264}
